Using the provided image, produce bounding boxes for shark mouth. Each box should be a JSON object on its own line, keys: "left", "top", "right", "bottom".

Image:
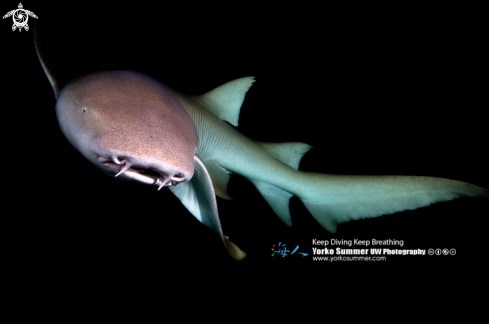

{"left": 97, "top": 156, "right": 186, "bottom": 190}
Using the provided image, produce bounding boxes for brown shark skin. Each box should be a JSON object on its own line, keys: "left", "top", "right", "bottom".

{"left": 55, "top": 70, "right": 198, "bottom": 183}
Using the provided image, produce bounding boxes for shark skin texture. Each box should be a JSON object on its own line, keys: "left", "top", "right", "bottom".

{"left": 21, "top": 7, "right": 488, "bottom": 262}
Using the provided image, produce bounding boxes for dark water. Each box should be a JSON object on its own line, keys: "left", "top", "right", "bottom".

{"left": 2, "top": 3, "right": 487, "bottom": 269}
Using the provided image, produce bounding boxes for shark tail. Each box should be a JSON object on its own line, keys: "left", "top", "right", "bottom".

{"left": 251, "top": 143, "right": 489, "bottom": 232}
{"left": 297, "top": 174, "right": 488, "bottom": 233}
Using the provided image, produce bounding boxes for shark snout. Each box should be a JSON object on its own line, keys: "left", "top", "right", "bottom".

{"left": 97, "top": 155, "right": 190, "bottom": 190}
{"left": 55, "top": 70, "right": 198, "bottom": 191}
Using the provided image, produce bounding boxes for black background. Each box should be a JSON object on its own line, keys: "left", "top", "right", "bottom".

{"left": 2, "top": 3, "right": 487, "bottom": 267}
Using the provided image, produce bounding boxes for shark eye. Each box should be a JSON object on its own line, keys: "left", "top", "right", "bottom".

{"left": 82, "top": 108, "right": 86, "bottom": 114}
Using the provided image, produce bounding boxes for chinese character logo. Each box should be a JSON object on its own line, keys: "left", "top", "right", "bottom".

{"left": 271, "top": 242, "right": 308, "bottom": 258}
{"left": 3, "top": 3, "right": 38, "bottom": 32}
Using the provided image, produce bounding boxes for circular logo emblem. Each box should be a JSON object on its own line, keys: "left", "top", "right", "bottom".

{"left": 13, "top": 9, "right": 28, "bottom": 27}
{"left": 2, "top": 3, "right": 38, "bottom": 32}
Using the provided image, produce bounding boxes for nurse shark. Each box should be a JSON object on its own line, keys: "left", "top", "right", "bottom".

{"left": 33, "top": 28, "right": 488, "bottom": 261}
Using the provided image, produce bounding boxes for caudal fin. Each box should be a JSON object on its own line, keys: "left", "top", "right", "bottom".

{"left": 298, "top": 174, "right": 489, "bottom": 233}
{"left": 249, "top": 142, "right": 488, "bottom": 232}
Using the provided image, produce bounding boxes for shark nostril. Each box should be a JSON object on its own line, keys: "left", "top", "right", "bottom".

{"left": 97, "top": 156, "right": 110, "bottom": 163}
{"left": 112, "top": 156, "right": 123, "bottom": 165}
{"left": 171, "top": 173, "right": 185, "bottom": 181}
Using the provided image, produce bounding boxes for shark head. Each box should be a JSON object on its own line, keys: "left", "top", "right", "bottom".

{"left": 55, "top": 70, "right": 198, "bottom": 190}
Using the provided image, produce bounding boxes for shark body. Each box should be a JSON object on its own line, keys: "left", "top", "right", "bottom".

{"left": 33, "top": 29, "right": 488, "bottom": 260}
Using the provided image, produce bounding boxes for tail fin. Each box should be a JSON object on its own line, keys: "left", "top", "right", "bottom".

{"left": 250, "top": 142, "right": 488, "bottom": 232}
{"left": 298, "top": 174, "right": 489, "bottom": 233}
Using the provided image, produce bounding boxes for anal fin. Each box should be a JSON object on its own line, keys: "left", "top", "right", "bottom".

{"left": 252, "top": 181, "right": 293, "bottom": 227}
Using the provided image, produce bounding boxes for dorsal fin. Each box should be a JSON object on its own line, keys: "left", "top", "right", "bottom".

{"left": 197, "top": 77, "right": 255, "bottom": 126}
{"left": 259, "top": 142, "right": 313, "bottom": 170}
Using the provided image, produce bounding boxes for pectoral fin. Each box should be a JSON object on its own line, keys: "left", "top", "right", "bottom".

{"left": 33, "top": 21, "right": 64, "bottom": 99}
{"left": 169, "top": 155, "right": 246, "bottom": 260}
